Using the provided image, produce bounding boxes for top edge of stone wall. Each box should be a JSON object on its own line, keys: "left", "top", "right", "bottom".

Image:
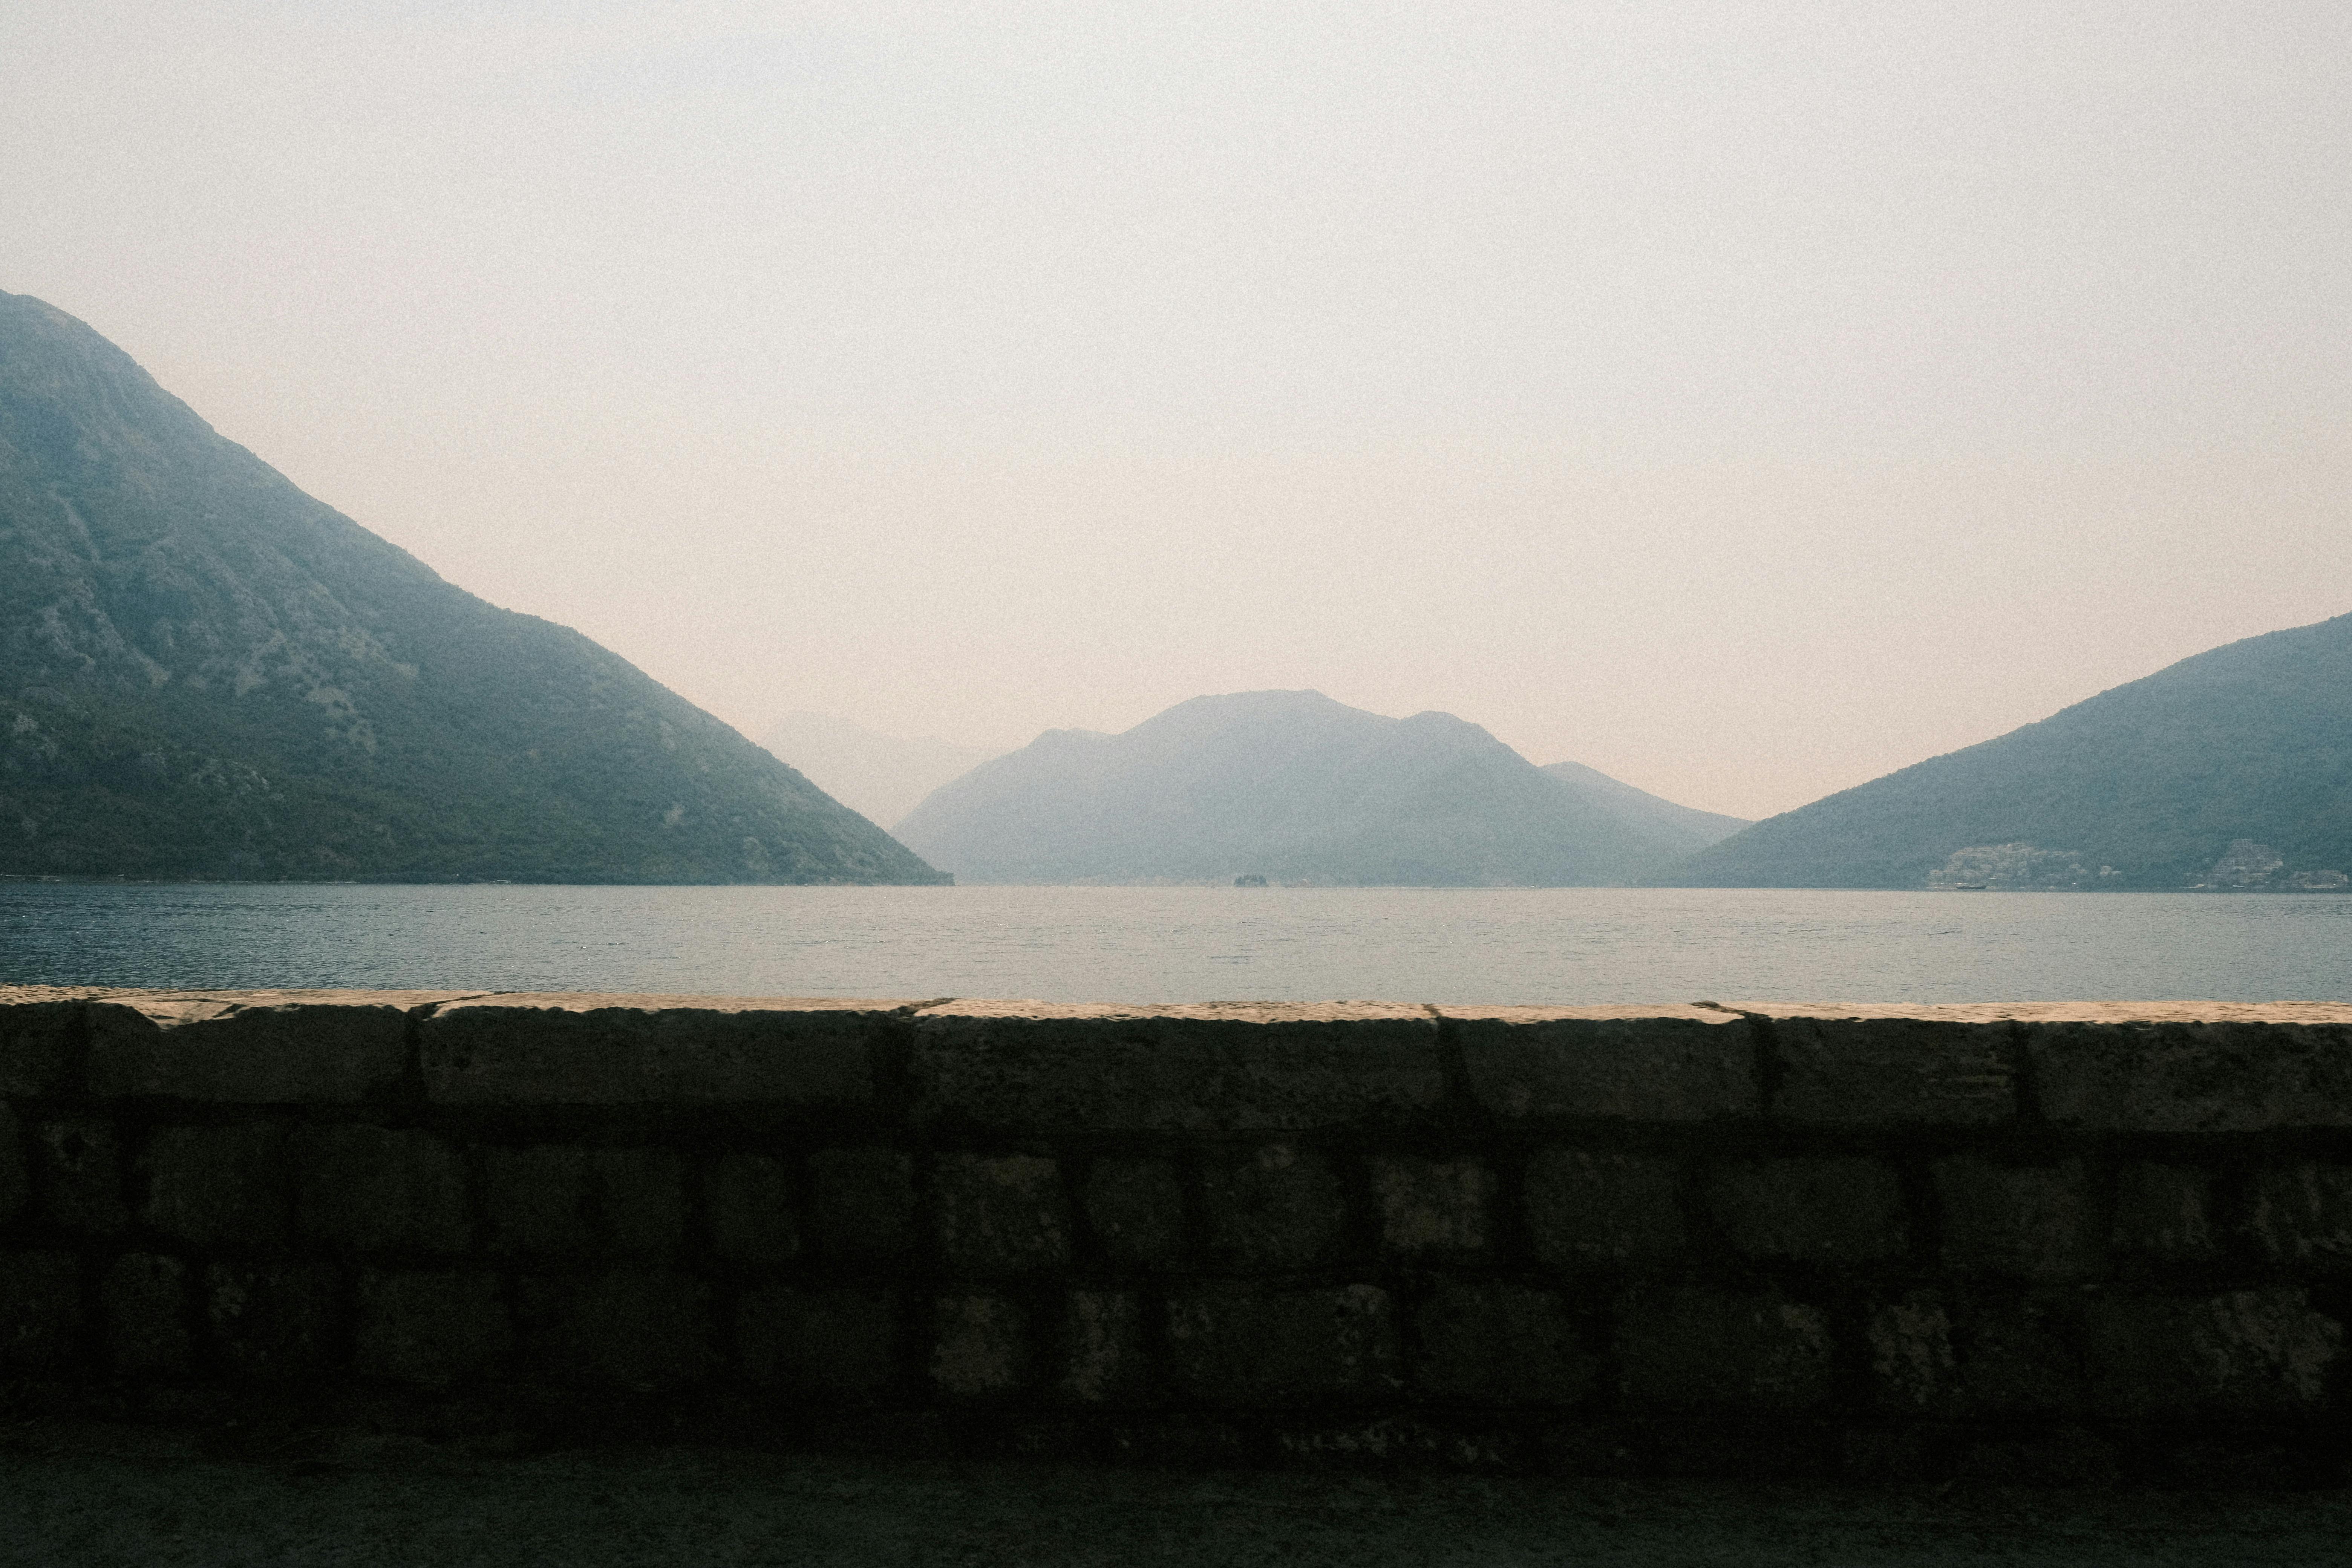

{"left": 3, "top": 991, "right": 2350, "bottom": 1129}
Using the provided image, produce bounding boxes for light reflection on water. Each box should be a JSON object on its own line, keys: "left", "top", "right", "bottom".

{"left": 3, "top": 883, "right": 2347, "bottom": 1004}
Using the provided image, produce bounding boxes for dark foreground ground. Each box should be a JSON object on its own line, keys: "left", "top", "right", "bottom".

{"left": 3, "top": 1423, "right": 2350, "bottom": 1567}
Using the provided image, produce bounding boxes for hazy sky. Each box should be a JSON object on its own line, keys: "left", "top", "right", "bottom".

{"left": 6, "top": 1, "right": 2347, "bottom": 817}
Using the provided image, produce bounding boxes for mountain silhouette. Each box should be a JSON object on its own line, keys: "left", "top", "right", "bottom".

{"left": 1659, "top": 611, "right": 2352, "bottom": 890}
{"left": 0, "top": 291, "right": 944, "bottom": 883}
{"left": 893, "top": 689, "right": 1741, "bottom": 885}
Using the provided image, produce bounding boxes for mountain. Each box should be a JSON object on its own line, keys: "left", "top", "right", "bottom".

{"left": 892, "top": 689, "right": 1726, "bottom": 885}
{"left": 1539, "top": 759, "right": 1748, "bottom": 855}
{"left": 1658, "top": 611, "right": 2352, "bottom": 890}
{"left": 0, "top": 291, "right": 946, "bottom": 884}
{"left": 755, "top": 711, "right": 998, "bottom": 830}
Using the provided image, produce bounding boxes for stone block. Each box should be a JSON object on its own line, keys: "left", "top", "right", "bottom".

{"left": 0, "top": 996, "right": 80, "bottom": 1095}
{"left": 204, "top": 1261, "right": 339, "bottom": 1380}
{"left": 910, "top": 1001, "right": 1444, "bottom": 1132}
{"left": 594, "top": 1147, "right": 687, "bottom": 1253}
{"left": 1704, "top": 1157, "right": 1906, "bottom": 1262}
{"left": 1413, "top": 1282, "right": 1592, "bottom": 1404}
{"left": 931, "top": 1292, "right": 1030, "bottom": 1397}
{"left": 37, "top": 1120, "right": 129, "bottom": 1234}
{"left": 933, "top": 1153, "right": 1069, "bottom": 1275}
{"left": 1449, "top": 1006, "right": 1756, "bottom": 1122}
{"left": 735, "top": 1286, "right": 901, "bottom": 1396}
{"left": 2086, "top": 1288, "right": 2343, "bottom": 1413}
{"left": 0, "top": 1250, "right": 81, "bottom": 1371}
{"left": 2021, "top": 1006, "right": 2352, "bottom": 1130}
{"left": 421, "top": 994, "right": 897, "bottom": 1104}
{"left": 1525, "top": 1149, "right": 1684, "bottom": 1265}
{"left": 1744, "top": 1005, "right": 2018, "bottom": 1125}
{"left": 1865, "top": 1290, "right": 1955, "bottom": 1412}
{"left": 1371, "top": 1157, "right": 1494, "bottom": 1257}
{"left": 101, "top": 1253, "right": 194, "bottom": 1375}
{"left": 140, "top": 1124, "right": 289, "bottom": 1248}
{"left": 1199, "top": 1142, "right": 1348, "bottom": 1270}
{"left": 1957, "top": 1292, "right": 2084, "bottom": 1415}
{"left": 2112, "top": 1163, "right": 2218, "bottom": 1261}
{"left": 807, "top": 1146, "right": 917, "bottom": 1264}
{"left": 88, "top": 992, "right": 437, "bottom": 1102}
{"left": 514, "top": 1270, "right": 715, "bottom": 1390}
{"left": 1935, "top": 1159, "right": 2101, "bottom": 1279}
{"left": 1083, "top": 1158, "right": 1185, "bottom": 1269}
{"left": 2250, "top": 1162, "right": 2352, "bottom": 1268}
{"left": 354, "top": 1270, "right": 511, "bottom": 1384}
{"left": 1165, "top": 1283, "right": 1397, "bottom": 1406}
{"left": 0, "top": 1105, "right": 24, "bottom": 1221}
{"left": 291, "top": 1125, "right": 469, "bottom": 1254}
{"left": 1616, "top": 1286, "right": 1833, "bottom": 1411}
{"left": 1060, "top": 1291, "right": 1147, "bottom": 1404}
{"left": 706, "top": 1153, "right": 799, "bottom": 1265}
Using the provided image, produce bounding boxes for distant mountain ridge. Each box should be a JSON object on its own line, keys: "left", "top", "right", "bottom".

{"left": 892, "top": 689, "right": 1745, "bottom": 885}
{"left": 0, "top": 290, "right": 945, "bottom": 883}
{"left": 1658, "top": 611, "right": 2352, "bottom": 890}
{"left": 754, "top": 711, "right": 998, "bottom": 831}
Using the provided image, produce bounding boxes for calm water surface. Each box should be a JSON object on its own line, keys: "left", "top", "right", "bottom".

{"left": 2, "top": 883, "right": 2346, "bottom": 1003}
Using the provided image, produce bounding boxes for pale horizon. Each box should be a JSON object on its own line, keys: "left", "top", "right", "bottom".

{"left": 7, "top": 2, "right": 2347, "bottom": 819}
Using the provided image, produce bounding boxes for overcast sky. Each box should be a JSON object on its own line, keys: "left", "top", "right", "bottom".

{"left": 5, "top": 1, "right": 2347, "bottom": 817}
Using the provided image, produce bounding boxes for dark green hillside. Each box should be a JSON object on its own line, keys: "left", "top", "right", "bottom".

{"left": 894, "top": 689, "right": 1716, "bottom": 885}
{"left": 0, "top": 291, "right": 945, "bottom": 882}
{"left": 1658, "top": 612, "right": 2352, "bottom": 890}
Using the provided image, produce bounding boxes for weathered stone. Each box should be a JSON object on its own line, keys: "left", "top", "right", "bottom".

{"left": 706, "top": 1153, "right": 799, "bottom": 1265}
{"left": 1165, "top": 1284, "right": 1397, "bottom": 1406}
{"left": 807, "top": 1146, "right": 917, "bottom": 1264}
{"left": 37, "top": 1120, "right": 129, "bottom": 1234}
{"left": 1199, "top": 1142, "right": 1348, "bottom": 1270}
{"left": 0, "top": 1250, "right": 81, "bottom": 1370}
{"left": 89, "top": 991, "right": 440, "bottom": 1102}
{"left": 422, "top": 994, "right": 898, "bottom": 1104}
{"left": 1740, "top": 1005, "right": 2019, "bottom": 1125}
{"left": 910, "top": 1001, "right": 1444, "bottom": 1132}
{"left": 593, "top": 1147, "right": 688, "bottom": 1253}
{"left": 1524, "top": 1149, "right": 1684, "bottom": 1265}
{"left": 2085, "top": 1288, "right": 2343, "bottom": 1413}
{"left": 2113, "top": 1163, "right": 2218, "bottom": 1260}
{"left": 101, "top": 1253, "right": 193, "bottom": 1374}
{"left": 2020, "top": 1005, "right": 2352, "bottom": 1130}
{"left": 1616, "top": 1286, "right": 1833, "bottom": 1411}
{"left": 1082, "top": 1158, "right": 1185, "bottom": 1269}
{"left": 1934, "top": 1159, "right": 2101, "bottom": 1279}
{"left": 1957, "top": 1292, "right": 2084, "bottom": 1415}
{"left": 1060, "top": 1291, "right": 1146, "bottom": 1404}
{"left": 1704, "top": 1158, "right": 1906, "bottom": 1262}
{"left": 1448, "top": 1006, "right": 1755, "bottom": 1122}
{"left": 931, "top": 1292, "right": 1030, "bottom": 1397}
{"left": 1413, "top": 1282, "right": 1591, "bottom": 1404}
{"left": 484, "top": 1146, "right": 595, "bottom": 1254}
{"left": 513, "top": 1270, "right": 715, "bottom": 1390}
{"left": 1371, "top": 1157, "right": 1494, "bottom": 1257}
{"left": 0, "top": 997, "right": 80, "bottom": 1095}
{"left": 291, "top": 1125, "right": 468, "bottom": 1254}
{"left": 933, "top": 1153, "right": 1069, "bottom": 1275}
{"left": 204, "top": 1261, "right": 338, "bottom": 1379}
{"left": 354, "top": 1270, "right": 511, "bottom": 1384}
{"left": 1866, "top": 1291, "right": 1955, "bottom": 1412}
{"left": 735, "top": 1286, "right": 900, "bottom": 1396}
{"left": 2250, "top": 1162, "right": 2352, "bottom": 1268}
{"left": 140, "top": 1124, "right": 289, "bottom": 1248}
{"left": 0, "top": 1104, "right": 25, "bottom": 1221}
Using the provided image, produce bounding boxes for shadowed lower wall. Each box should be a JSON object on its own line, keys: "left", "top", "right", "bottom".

{"left": 2, "top": 989, "right": 2349, "bottom": 1487}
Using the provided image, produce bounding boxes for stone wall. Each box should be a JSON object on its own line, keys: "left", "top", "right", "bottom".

{"left": 3, "top": 989, "right": 2350, "bottom": 1485}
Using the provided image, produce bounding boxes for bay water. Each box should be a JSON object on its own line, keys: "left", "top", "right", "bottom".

{"left": 2, "top": 882, "right": 2346, "bottom": 1003}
